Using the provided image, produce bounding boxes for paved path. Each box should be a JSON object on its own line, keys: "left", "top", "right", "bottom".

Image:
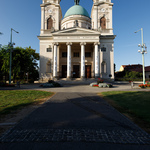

{"left": 0, "top": 93, "right": 150, "bottom": 150}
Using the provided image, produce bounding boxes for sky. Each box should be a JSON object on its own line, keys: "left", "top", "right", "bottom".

{"left": 0, "top": 0, "right": 150, "bottom": 71}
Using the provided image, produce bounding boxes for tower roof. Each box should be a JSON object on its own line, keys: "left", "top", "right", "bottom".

{"left": 64, "top": 4, "right": 90, "bottom": 18}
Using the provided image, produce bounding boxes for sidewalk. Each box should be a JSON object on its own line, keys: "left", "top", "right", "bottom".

{"left": 0, "top": 93, "right": 150, "bottom": 150}
{"left": 0, "top": 81, "right": 149, "bottom": 93}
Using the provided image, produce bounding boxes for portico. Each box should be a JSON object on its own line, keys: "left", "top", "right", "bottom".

{"left": 51, "top": 27, "right": 101, "bottom": 79}
{"left": 53, "top": 43, "right": 100, "bottom": 79}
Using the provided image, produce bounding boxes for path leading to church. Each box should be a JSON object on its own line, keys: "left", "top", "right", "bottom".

{"left": 0, "top": 93, "right": 150, "bottom": 150}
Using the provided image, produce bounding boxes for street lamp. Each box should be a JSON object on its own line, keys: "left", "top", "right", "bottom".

{"left": 135, "top": 28, "right": 147, "bottom": 84}
{"left": 9, "top": 28, "right": 19, "bottom": 84}
{"left": 0, "top": 32, "right": 3, "bottom": 48}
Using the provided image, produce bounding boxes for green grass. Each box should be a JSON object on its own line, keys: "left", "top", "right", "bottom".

{"left": 0, "top": 90, "right": 53, "bottom": 115}
{"left": 101, "top": 91, "right": 150, "bottom": 123}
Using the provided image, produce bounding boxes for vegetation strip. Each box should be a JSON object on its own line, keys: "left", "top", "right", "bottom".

{"left": 0, "top": 90, "right": 54, "bottom": 115}
{"left": 100, "top": 91, "right": 150, "bottom": 133}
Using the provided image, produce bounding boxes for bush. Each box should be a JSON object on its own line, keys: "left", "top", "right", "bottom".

{"left": 0, "top": 82, "right": 15, "bottom": 87}
{"left": 28, "top": 79, "right": 34, "bottom": 83}
{"left": 52, "top": 82, "right": 61, "bottom": 87}
{"left": 48, "top": 80, "right": 55, "bottom": 84}
{"left": 40, "top": 80, "right": 61, "bottom": 88}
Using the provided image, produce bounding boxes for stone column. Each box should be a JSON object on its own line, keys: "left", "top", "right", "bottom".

{"left": 80, "top": 42, "right": 86, "bottom": 79}
{"left": 53, "top": 43, "right": 59, "bottom": 79}
{"left": 94, "top": 42, "right": 100, "bottom": 78}
{"left": 66, "top": 42, "right": 72, "bottom": 79}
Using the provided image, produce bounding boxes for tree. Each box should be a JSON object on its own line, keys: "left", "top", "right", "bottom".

{"left": 124, "top": 71, "right": 142, "bottom": 79}
{"left": 0, "top": 46, "right": 39, "bottom": 82}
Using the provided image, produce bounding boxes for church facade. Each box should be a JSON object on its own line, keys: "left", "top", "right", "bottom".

{"left": 38, "top": 0, "right": 115, "bottom": 81}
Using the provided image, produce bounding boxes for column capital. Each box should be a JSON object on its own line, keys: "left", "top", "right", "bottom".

{"left": 80, "top": 42, "right": 86, "bottom": 46}
{"left": 94, "top": 42, "right": 100, "bottom": 46}
{"left": 53, "top": 42, "right": 59, "bottom": 46}
{"left": 66, "top": 42, "right": 72, "bottom": 46}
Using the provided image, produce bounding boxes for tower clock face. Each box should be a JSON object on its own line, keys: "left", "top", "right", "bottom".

{"left": 48, "top": 9, "right": 52, "bottom": 13}
{"left": 101, "top": 8, "right": 105, "bottom": 12}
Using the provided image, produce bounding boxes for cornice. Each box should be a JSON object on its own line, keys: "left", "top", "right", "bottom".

{"left": 100, "top": 35, "right": 116, "bottom": 39}
{"left": 40, "top": 2, "right": 60, "bottom": 7}
{"left": 94, "top": 2, "right": 113, "bottom": 6}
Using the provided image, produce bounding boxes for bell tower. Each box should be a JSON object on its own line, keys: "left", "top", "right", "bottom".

{"left": 40, "top": 0, "right": 62, "bottom": 34}
{"left": 91, "top": 0, "right": 113, "bottom": 35}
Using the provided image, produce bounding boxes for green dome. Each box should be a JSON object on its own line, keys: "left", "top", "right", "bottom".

{"left": 64, "top": 5, "right": 90, "bottom": 18}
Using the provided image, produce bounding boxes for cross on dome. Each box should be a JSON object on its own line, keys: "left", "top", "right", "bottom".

{"left": 74, "top": 0, "right": 80, "bottom": 5}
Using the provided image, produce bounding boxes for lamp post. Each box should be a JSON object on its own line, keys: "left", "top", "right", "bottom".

{"left": 9, "top": 28, "right": 19, "bottom": 84}
{"left": 135, "top": 28, "right": 147, "bottom": 85}
{"left": 0, "top": 32, "right": 2, "bottom": 48}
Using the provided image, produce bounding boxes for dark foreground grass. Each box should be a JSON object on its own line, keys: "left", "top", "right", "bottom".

{"left": 0, "top": 90, "right": 54, "bottom": 115}
{"left": 101, "top": 91, "right": 150, "bottom": 132}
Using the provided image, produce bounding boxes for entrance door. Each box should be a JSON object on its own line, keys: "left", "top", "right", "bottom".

{"left": 73, "top": 65, "right": 80, "bottom": 78}
{"left": 62, "top": 65, "right": 67, "bottom": 78}
{"left": 85, "top": 65, "right": 91, "bottom": 78}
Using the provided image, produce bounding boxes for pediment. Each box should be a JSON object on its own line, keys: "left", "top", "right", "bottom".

{"left": 52, "top": 27, "right": 100, "bottom": 35}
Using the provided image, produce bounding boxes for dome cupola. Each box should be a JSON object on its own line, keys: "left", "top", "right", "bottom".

{"left": 64, "top": 2, "right": 90, "bottom": 18}
{"left": 61, "top": 0, "right": 91, "bottom": 29}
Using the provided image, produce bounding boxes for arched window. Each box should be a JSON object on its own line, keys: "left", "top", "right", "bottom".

{"left": 102, "top": 61, "right": 106, "bottom": 73}
{"left": 100, "top": 17, "right": 106, "bottom": 29}
{"left": 47, "top": 17, "right": 53, "bottom": 29}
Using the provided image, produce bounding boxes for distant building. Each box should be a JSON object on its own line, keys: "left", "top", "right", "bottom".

{"left": 119, "top": 64, "right": 150, "bottom": 79}
{"left": 119, "top": 64, "right": 142, "bottom": 72}
{"left": 38, "top": 0, "right": 115, "bottom": 81}
{"left": 145, "top": 66, "right": 150, "bottom": 79}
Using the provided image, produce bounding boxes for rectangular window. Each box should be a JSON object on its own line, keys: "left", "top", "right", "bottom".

{"left": 74, "top": 52, "right": 79, "bottom": 57}
{"left": 101, "top": 47, "right": 106, "bottom": 52}
{"left": 85, "top": 52, "right": 91, "bottom": 57}
{"left": 62, "top": 52, "right": 67, "bottom": 57}
{"left": 47, "top": 48, "right": 52, "bottom": 52}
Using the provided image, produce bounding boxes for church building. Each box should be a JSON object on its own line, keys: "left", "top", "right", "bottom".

{"left": 38, "top": 0, "right": 115, "bottom": 81}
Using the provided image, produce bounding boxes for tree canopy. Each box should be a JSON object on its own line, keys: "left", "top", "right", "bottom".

{"left": 0, "top": 46, "right": 39, "bottom": 82}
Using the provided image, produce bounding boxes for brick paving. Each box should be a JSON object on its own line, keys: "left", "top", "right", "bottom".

{"left": 0, "top": 129, "right": 150, "bottom": 144}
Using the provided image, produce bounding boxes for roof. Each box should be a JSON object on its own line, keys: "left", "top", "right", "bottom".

{"left": 64, "top": 5, "right": 90, "bottom": 18}
{"left": 120, "top": 64, "right": 150, "bottom": 73}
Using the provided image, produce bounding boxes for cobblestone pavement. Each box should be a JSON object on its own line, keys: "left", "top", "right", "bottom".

{"left": 0, "top": 93, "right": 150, "bottom": 149}
{"left": 0, "top": 129, "right": 150, "bottom": 144}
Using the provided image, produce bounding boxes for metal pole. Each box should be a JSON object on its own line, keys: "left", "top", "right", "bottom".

{"left": 141, "top": 28, "right": 145, "bottom": 84}
{"left": 9, "top": 28, "right": 13, "bottom": 84}
{"left": 9, "top": 28, "right": 19, "bottom": 84}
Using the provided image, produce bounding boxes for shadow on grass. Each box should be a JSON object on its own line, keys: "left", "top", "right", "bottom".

{"left": 101, "top": 91, "right": 150, "bottom": 133}
{"left": 0, "top": 102, "right": 34, "bottom": 116}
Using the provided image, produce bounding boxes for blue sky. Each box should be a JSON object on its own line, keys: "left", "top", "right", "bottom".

{"left": 0, "top": 0, "right": 150, "bottom": 71}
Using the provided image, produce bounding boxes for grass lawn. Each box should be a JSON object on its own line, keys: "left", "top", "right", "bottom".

{"left": 0, "top": 90, "right": 54, "bottom": 115}
{"left": 100, "top": 91, "right": 150, "bottom": 133}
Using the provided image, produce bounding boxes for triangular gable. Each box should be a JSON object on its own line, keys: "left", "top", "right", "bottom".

{"left": 52, "top": 27, "right": 100, "bottom": 35}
